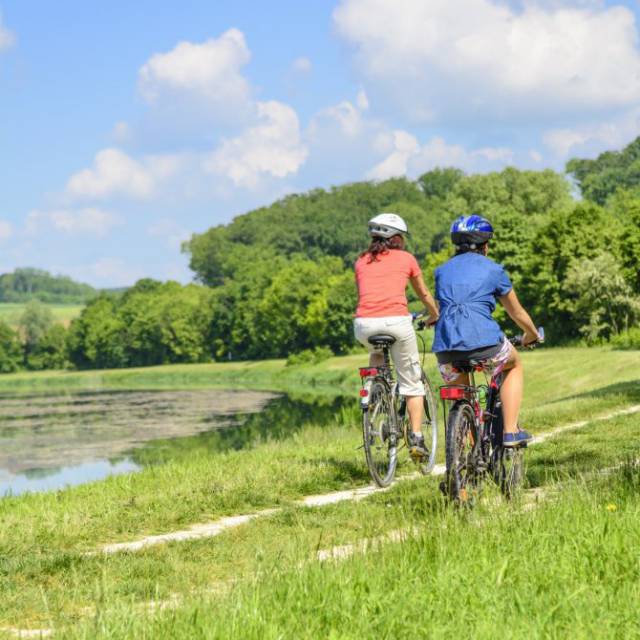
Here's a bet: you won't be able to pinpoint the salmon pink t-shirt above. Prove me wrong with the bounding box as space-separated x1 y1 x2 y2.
355 250 422 318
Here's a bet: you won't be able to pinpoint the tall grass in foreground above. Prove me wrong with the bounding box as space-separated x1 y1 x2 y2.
65 463 640 639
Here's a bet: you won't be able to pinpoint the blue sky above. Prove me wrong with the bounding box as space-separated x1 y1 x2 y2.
1 0 640 287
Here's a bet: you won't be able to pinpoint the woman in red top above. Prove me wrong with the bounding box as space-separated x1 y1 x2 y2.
354 213 439 459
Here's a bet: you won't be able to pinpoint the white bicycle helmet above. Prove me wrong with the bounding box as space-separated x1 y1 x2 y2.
368 213 409 238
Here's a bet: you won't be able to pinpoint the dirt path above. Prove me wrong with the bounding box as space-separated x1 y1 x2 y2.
98 403 640 554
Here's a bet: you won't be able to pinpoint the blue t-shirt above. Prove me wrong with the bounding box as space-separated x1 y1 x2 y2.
432 252 513 353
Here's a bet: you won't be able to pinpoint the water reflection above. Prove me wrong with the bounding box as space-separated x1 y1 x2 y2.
127 393 354 467
0 390 354 497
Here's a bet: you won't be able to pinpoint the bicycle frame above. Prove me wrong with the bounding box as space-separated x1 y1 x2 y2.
439 368 504 464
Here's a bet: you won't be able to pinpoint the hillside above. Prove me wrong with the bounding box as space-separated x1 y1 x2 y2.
0 268 96 304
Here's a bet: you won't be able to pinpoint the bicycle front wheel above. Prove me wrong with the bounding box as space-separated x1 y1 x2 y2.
492 446 525 499
363 378 398 487
445 401 479 504
417 372 438 474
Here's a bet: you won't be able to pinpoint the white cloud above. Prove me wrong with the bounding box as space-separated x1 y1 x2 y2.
112 121 131 144
203 101 308 189
0 13 15 51
147 218 191 250
138 29 251 110
27 208 120 236
543 109 640 159
309 90 371 140
366 130 419 179
368 133 515 179
89 258 144 286
529 150 544 163
0 220 12 240
65 148 183 201
334 0 640 122
292 56 312 74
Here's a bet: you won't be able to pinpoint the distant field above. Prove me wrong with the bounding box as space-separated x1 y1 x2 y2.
0 302 83 327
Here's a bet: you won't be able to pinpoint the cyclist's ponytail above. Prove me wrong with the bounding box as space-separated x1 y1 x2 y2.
361 234 404 262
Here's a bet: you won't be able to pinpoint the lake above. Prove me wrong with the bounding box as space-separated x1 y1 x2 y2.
0 389 351 496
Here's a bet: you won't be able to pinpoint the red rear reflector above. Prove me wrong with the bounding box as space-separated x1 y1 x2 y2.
440 387 466 400
359 389 369 397
359 368 378 377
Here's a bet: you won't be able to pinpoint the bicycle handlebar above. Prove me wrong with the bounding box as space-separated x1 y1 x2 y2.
509 326 545 348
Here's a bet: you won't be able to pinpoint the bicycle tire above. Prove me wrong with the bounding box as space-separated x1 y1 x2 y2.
487 394 526 499
492 446 525 499
362 377 398 487
445 401 479 504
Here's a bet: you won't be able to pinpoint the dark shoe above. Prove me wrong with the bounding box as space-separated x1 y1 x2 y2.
503 430 533 448
409 433 427 461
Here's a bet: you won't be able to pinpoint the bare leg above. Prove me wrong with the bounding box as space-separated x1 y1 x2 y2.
500 350 523 434
406 396 424 433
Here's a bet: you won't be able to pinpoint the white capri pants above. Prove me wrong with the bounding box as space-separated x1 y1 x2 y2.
354 315 425 397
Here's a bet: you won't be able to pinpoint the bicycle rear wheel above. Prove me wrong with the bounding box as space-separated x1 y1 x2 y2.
445 401 479 504
363 378 398 487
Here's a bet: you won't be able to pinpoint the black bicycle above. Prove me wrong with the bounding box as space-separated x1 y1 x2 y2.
359 314 438 487
440 329 544 504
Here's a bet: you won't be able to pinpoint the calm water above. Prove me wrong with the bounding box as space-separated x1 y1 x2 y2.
0 389 351 497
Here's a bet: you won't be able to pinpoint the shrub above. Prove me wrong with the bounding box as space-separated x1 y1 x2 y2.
610 327 640 350
286 346 333 367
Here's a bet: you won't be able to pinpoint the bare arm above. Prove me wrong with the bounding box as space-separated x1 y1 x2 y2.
499 289 540 345
410 274 439 325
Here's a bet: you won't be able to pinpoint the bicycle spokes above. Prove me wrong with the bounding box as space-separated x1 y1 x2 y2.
362 379 398 488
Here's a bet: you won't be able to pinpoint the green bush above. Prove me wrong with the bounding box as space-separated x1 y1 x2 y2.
286 346 333 367
610 327 640 350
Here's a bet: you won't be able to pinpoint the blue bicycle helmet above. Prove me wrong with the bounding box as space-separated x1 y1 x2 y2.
450 214 494 246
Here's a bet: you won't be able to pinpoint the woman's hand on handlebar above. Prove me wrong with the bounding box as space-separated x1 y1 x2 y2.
425 312 439 327
522 328 544 347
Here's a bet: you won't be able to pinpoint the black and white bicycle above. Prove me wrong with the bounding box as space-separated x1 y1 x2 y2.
358 314 438 487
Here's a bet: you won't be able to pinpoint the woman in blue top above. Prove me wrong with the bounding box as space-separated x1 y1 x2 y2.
432 215 542 447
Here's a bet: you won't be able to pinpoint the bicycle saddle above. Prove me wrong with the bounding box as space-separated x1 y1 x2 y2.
367 334 396 347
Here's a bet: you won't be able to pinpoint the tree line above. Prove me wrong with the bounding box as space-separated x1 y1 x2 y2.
1 136 640 372
0 268 96 303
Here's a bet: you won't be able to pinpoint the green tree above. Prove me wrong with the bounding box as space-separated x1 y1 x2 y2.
565 254 640 343
184 178 440 286
417 167 464 200
520 203 624 341
304 271 357 354
567 137 640 205
27 324 69 370
605 189 640 293
0 267 95 303
67 296 127 369
18 300 54 361
0 321 23 373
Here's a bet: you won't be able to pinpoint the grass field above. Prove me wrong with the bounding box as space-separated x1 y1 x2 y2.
0 346 638 637
0 302 83 327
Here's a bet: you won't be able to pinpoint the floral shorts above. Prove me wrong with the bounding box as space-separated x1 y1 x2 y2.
438 339 513 383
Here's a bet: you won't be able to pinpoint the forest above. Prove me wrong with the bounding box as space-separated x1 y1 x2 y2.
2 136 640 371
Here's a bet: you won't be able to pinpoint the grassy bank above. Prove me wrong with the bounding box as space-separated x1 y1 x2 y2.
0 345 637 399
69 461 639 639
4 411 639 637
0 346 638 635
